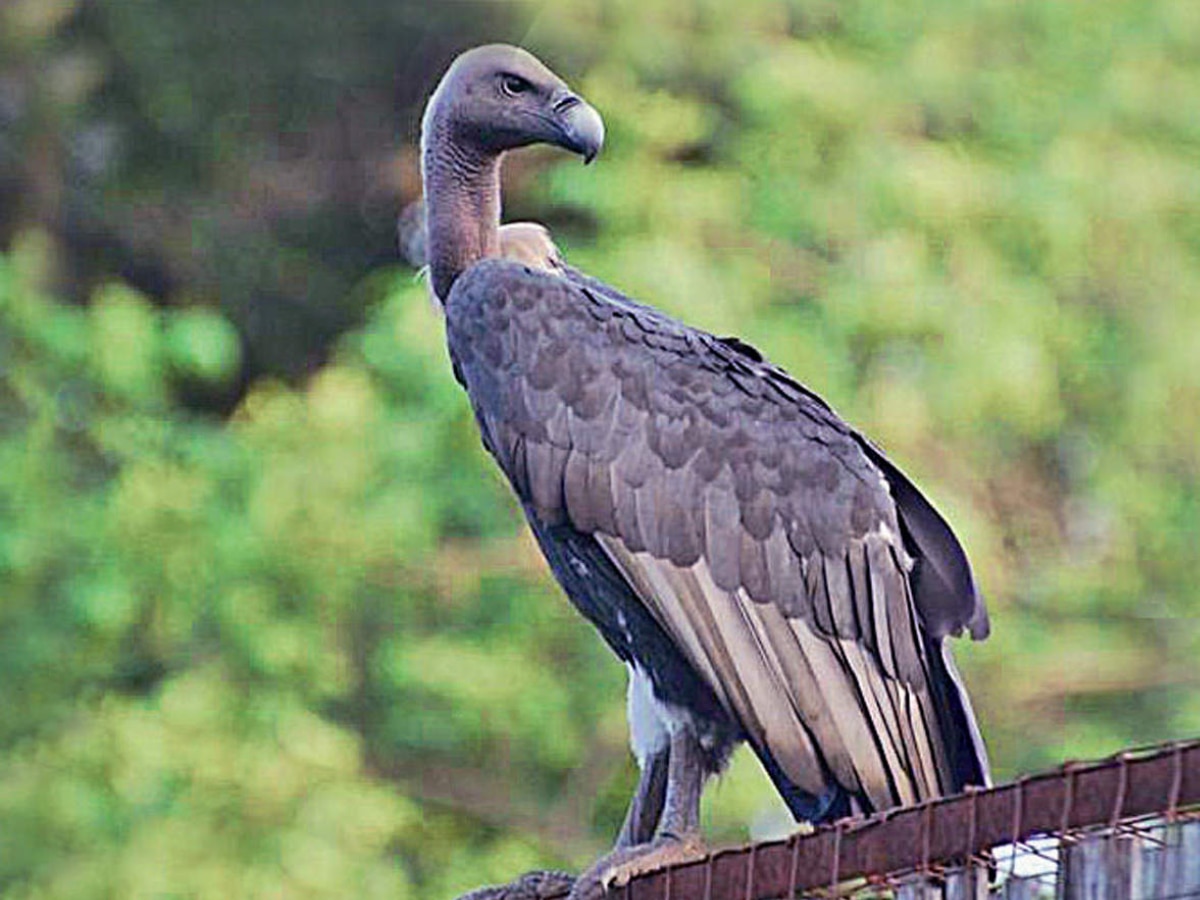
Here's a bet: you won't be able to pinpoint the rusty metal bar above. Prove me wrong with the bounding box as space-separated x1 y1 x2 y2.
618 739 1200 900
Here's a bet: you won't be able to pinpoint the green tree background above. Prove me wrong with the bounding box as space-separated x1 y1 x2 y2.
2 0 1198 896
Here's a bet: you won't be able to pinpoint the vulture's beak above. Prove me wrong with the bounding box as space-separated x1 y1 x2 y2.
550 89 605 164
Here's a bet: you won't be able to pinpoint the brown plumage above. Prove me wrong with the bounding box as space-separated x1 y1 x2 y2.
420 44 990 897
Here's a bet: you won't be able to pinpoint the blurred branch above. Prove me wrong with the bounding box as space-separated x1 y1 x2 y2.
370 756 603 863
453 871 575 900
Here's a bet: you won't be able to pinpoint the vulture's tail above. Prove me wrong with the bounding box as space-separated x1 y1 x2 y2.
758 635 989 827
756 748 858 825
924 633 992 792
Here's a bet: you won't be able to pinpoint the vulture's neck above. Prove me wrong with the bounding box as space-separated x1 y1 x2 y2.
422 125 502 303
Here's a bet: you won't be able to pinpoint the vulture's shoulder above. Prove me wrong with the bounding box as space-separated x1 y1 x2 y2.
445 258 985 643
446 259 854 437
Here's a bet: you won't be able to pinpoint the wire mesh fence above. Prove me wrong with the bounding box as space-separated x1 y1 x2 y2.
882 815 1200 900
611 739 1200 900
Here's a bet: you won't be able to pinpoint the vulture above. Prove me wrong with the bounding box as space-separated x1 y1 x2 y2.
420 44 991 896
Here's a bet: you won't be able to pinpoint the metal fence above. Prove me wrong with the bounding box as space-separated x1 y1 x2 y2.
611 739 1200 900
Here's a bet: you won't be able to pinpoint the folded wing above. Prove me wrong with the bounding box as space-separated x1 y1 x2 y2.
446 259 989 815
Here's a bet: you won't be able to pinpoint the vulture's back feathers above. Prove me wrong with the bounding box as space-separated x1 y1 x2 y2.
446 259 990 818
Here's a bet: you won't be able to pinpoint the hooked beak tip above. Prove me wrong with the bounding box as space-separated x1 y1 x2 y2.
553 91 605 165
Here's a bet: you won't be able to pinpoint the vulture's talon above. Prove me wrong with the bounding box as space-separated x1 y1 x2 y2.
567 835 707 899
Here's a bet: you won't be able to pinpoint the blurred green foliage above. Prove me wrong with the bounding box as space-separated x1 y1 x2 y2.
2 0 1199 896
0 236 628 896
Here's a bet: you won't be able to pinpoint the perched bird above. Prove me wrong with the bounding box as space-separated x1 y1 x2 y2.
420 44 991 896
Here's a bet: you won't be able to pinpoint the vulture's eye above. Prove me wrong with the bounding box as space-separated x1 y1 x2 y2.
499 74 532 97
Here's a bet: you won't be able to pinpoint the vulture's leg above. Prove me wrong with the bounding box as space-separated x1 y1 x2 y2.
447 749 668 900
569 728 711 900
616 742 670 847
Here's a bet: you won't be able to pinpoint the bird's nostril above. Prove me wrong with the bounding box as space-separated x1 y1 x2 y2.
553 94 581 114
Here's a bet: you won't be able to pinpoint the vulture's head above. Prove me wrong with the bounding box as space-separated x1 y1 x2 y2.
422 44 604 164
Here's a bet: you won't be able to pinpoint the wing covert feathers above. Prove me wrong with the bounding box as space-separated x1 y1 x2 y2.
445 260 988 811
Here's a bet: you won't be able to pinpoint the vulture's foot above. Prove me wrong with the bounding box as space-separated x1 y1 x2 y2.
568 834 707 899
453 870 576 900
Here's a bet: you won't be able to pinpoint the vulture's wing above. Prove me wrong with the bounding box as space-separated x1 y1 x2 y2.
445 259 989 814
558 260 989 644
